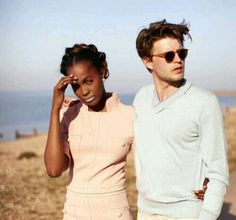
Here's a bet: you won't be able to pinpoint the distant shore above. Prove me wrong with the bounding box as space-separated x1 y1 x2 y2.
0 91 236 142
212 90 236 96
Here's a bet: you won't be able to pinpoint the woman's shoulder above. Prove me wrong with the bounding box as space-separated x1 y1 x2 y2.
117 101 135 119
119 102 134 112
62 97 80 108
60 97 82 120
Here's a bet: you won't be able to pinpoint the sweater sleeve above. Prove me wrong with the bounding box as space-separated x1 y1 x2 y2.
198 94 229 220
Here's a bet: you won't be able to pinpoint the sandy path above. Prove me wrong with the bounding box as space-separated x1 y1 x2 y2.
0 134 67 220
0 133 235 219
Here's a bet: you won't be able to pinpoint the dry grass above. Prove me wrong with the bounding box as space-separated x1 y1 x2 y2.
224 107 236 172
0 107 235 220
0 135 67 220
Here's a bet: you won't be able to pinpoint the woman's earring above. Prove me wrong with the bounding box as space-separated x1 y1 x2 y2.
102 78 106 82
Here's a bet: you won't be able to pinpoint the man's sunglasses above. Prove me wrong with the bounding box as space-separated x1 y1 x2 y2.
151 48 188 63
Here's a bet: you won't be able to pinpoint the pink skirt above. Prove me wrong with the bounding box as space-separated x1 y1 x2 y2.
63 188 133 220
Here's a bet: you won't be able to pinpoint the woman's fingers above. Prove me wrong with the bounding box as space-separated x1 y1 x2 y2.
197 195 204 200
193 178 209 201
194 187 207 200
194 190 205 200
195 190 205 195
63 97 74 107
63 97 80 107
56 75 78 90
203 178 209 190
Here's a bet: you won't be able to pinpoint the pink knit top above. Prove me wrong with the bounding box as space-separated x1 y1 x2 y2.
60 93 134 193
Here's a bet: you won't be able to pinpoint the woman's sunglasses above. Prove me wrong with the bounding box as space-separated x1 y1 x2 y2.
151 48 188 63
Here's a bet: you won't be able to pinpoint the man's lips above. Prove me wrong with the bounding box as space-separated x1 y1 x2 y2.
173 66 183 71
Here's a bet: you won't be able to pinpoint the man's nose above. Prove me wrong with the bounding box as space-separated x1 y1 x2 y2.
175 52 182 62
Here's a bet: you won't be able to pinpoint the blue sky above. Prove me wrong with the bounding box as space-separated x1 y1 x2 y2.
0 0 235 94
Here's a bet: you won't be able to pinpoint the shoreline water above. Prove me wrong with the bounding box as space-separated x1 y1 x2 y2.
0 92 236 142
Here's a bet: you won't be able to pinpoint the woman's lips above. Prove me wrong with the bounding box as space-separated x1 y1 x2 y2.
84 96 95 103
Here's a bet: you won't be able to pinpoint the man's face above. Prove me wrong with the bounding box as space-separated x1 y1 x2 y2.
143 37 186 84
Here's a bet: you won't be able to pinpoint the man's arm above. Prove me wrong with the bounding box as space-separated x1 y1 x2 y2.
198 94 229 220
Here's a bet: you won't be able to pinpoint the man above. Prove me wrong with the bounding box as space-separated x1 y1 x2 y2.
133 19 228 220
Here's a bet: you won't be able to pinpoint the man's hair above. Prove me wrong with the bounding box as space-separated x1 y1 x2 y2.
136 19 192 59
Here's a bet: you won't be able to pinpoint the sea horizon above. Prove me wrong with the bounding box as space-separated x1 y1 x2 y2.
0 90 236 142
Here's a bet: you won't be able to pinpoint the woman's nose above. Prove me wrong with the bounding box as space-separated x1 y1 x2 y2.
82 86 89 96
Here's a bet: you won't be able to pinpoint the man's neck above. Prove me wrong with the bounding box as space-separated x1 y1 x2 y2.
153 76 184 102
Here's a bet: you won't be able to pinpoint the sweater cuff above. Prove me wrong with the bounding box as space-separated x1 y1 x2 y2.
199 209 218 220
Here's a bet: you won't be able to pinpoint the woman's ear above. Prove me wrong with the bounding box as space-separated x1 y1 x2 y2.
100 67 106 79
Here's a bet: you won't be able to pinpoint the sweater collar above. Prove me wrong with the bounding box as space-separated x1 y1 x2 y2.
152 79 192 113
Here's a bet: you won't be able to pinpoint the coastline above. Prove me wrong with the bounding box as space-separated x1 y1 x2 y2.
1 92 236 142
0 106 236 219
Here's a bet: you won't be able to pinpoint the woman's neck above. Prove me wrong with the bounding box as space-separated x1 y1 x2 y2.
88 92 111 112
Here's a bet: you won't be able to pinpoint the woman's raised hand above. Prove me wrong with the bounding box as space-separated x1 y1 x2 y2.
52 74 77 112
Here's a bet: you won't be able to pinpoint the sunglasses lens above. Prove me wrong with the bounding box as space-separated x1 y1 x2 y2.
178 49 188 60
153 48 188 62
165 52 175 62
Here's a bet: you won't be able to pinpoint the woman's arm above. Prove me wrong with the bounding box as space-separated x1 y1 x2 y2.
44 74 77 177
44 108 67 177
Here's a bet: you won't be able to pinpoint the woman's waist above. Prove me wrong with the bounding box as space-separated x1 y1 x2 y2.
64 186 130 210
67 172 126 191
66 184 126 196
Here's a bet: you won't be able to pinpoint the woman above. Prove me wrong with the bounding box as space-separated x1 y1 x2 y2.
44 43 207 220
44 43 134 220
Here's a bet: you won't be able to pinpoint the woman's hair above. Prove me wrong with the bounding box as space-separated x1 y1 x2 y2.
136 19 192 59
60 43 109 79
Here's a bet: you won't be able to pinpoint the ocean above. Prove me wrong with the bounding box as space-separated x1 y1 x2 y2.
0 91 235 141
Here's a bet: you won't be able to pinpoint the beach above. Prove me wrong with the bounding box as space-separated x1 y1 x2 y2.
0 107 236 220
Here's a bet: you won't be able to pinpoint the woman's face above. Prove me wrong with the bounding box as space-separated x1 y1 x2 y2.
66 60 106 108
